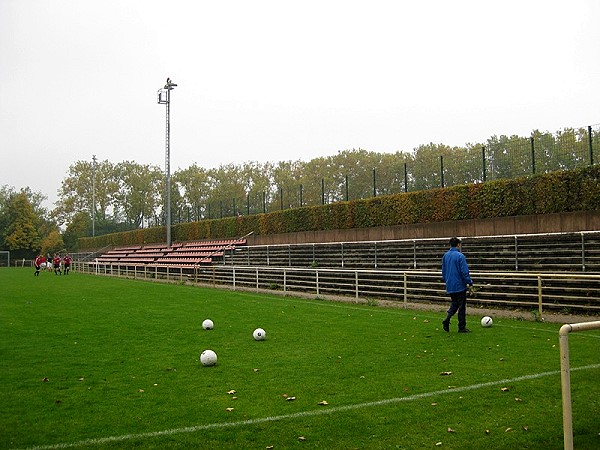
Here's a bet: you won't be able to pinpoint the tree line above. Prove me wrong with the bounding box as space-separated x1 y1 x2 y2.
1 125 597 259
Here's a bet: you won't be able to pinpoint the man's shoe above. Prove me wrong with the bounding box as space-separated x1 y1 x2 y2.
458 328 471 333
442 320 449 332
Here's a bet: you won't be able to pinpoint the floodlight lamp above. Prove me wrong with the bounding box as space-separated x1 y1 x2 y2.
157 89 167 104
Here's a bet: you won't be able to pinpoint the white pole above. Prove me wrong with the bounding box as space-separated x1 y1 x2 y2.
559 320 600 450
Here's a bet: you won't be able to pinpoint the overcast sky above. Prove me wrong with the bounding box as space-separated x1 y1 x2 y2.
2 0 599 210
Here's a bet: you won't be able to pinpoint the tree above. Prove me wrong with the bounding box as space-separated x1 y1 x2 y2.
271 160 304 210
174 164 211 221
2 192 42 258
62 211 91 251
116 162 162 228
40 230 65 257
54 159 120 229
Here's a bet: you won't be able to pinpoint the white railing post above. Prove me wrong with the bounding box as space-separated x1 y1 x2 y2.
537 275 543 319
403 272 408 308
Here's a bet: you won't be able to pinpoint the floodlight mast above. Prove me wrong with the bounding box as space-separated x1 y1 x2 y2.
92 155 97 237
157 78 177 247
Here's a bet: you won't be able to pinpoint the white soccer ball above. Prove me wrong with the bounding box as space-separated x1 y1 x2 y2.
253 328 266 341
202 319 214 330
481 316 493 328
200 349 218 366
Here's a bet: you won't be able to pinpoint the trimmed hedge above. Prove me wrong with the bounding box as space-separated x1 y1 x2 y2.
79 166 600 250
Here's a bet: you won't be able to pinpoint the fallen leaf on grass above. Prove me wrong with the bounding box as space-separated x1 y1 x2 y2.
440 371 453 376
485 429 490 435
431 402 438 406
514 397 522 402
225 407 234 412
227 390 236 395
435 442 442 447
505 427 513 432
42 377 49 382
298 436 306 441
447 428 455 433
286 396 296 401
138 389 144 393
318 400 329 405
501 387 510 392
523 426 529 431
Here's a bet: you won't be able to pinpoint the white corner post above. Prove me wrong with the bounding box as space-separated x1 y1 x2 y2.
559 320 600 450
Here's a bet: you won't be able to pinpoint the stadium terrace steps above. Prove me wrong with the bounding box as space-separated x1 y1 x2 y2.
93 239 245 268
225 232 600 273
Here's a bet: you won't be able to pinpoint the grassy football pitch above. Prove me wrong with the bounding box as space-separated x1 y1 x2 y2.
1 268 599 449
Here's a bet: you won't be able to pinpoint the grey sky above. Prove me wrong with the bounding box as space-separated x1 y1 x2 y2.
1 0 599 210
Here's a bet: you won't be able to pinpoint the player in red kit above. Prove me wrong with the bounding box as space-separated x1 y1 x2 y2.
53 254 62 275
34 255 43 276
63 254 72 275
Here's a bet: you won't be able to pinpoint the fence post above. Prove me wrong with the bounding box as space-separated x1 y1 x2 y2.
372 168 377 197
345 174 349 201
482 146 487 182
531 137 536 174
279 187 283 210
588 125 594 166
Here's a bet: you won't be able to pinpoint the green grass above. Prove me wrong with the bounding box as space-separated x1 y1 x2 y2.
1 268 599 449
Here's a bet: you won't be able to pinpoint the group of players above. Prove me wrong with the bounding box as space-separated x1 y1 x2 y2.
34 254 72 276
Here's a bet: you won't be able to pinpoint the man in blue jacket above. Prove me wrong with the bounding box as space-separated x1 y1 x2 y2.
442 237 474 333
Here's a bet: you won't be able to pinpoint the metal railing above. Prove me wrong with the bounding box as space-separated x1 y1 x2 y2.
73 262 600 317
225 231 600 273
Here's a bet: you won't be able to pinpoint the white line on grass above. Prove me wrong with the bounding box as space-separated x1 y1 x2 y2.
13 363 600 450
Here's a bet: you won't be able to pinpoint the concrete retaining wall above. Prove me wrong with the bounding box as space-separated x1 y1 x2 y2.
248 210 600 246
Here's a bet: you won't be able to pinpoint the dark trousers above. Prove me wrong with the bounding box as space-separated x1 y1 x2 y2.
445 290 467 330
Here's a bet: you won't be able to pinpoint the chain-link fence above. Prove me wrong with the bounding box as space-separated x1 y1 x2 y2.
188 124 600 220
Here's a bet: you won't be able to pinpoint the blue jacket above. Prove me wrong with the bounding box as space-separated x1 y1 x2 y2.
442 247 473 294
